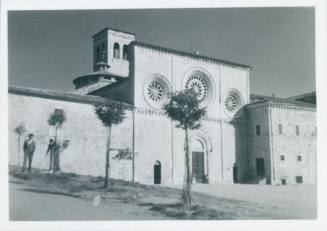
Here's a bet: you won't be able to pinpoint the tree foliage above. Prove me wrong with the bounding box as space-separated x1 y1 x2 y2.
113 148 133 160
14 123 26 136
95 102 126 128
48 110 66 128
163 89 207 130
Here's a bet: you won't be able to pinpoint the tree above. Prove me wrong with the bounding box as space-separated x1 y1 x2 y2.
163 89 206 208
48 109 66 142
14 123 26 166
48 109 66 173
95 102 126 188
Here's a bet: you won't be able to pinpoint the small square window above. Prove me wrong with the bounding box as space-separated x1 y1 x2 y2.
278 124 283 135
280 155 285 161
296 176 303 184
256 125 260 136
297 155 302 162
296 125 300 136
281 179 286 185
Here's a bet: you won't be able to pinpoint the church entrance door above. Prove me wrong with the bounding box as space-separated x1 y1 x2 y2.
192 152 205 183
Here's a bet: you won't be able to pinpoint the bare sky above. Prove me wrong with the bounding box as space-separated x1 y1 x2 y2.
8 7 315 97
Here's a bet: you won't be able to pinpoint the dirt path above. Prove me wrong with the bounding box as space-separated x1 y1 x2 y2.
9 182 159 220
169 184 317 219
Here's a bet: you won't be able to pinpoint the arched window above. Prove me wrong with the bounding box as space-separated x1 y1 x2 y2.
123 45 129 60
96 46 101 63
101 43 107 61
113 43 120 59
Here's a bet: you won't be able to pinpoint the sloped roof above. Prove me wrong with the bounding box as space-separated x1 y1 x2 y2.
130 41 252 69
287 91 316 104
72 70 127 85
9 85 133 108
249 94 316 109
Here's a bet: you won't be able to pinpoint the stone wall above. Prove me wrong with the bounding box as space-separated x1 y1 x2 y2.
246 104 272 183
270 105 316 185
246 102 316 185
9 92 134 181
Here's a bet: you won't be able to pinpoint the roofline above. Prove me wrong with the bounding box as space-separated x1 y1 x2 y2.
92 27 136 39
246 99 316 110
73 72 127 85
287 91 316 100
8 85 133 109
130 41 252 70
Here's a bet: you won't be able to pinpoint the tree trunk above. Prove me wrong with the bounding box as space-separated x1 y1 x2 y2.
17 136 21 166
182 127 192 208
53 126 60 175
104 126 112 188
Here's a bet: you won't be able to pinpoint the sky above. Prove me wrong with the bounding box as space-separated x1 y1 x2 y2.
8 7 315 98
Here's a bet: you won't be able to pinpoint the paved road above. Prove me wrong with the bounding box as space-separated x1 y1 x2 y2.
169 183 317 219
9 183 151 220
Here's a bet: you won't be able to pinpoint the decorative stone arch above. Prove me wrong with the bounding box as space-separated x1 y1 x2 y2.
143 74 172 109
182 67 216 107
188 130 213 183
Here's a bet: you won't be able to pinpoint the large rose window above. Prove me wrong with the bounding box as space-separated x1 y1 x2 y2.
144 75 171 108
147 82 164 102
185 74 209 103
184 71 215 106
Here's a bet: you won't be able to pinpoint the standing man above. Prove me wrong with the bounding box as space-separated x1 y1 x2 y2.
23 133 36 173
46 139 55 171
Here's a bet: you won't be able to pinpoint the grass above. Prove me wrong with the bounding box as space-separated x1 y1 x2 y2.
9 165 285 220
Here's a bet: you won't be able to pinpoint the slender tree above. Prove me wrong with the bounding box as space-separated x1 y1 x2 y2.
163 89 206 208
48 109 66 172
14 123 26 166
95 102 126 188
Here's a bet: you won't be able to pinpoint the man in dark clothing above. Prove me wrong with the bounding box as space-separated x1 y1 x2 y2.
46 139 55 171
23 133 36 172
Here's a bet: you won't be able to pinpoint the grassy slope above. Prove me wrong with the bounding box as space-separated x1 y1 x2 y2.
9 166 287 220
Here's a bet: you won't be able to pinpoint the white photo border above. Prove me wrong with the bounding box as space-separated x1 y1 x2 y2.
0 0 326 231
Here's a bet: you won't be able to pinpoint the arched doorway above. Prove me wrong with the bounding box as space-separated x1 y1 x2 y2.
154 161 161 184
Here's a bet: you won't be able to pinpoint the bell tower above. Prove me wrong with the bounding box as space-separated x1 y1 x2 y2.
92 28 136 77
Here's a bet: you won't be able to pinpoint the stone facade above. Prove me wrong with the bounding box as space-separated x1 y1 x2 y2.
246 101 316 185
8 27 316 185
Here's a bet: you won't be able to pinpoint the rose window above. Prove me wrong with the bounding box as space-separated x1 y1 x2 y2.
144 75 171 108
185 74 208 103
224 90 243 116
225 95 238 112
147 82 164 102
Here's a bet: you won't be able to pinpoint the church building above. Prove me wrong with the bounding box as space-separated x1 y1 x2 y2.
9 28 316 185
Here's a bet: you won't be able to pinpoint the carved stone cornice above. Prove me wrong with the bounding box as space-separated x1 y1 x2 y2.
134 107 248 125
